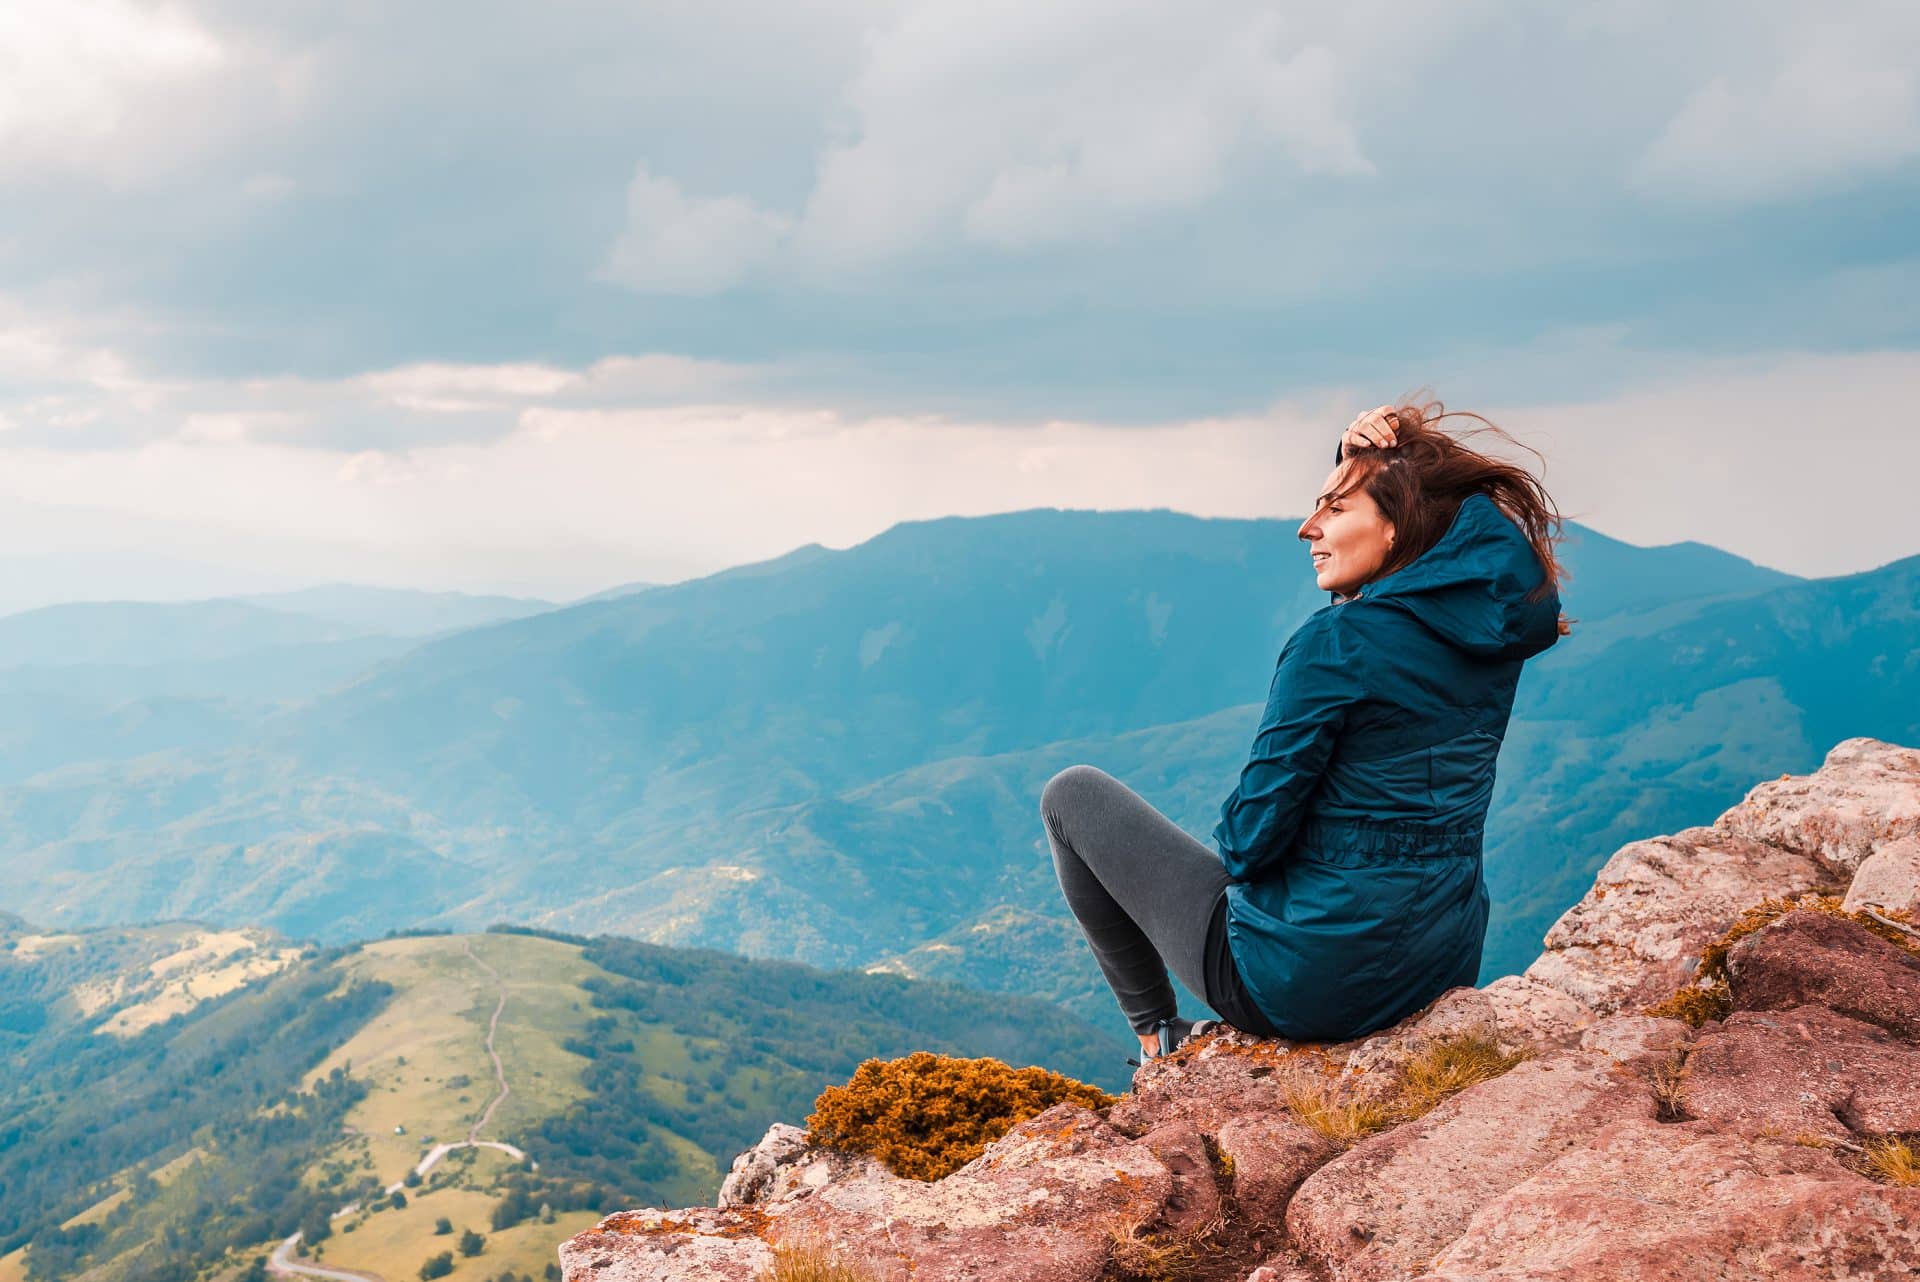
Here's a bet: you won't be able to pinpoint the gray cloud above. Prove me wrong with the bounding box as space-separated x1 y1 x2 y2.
0 1 1910 418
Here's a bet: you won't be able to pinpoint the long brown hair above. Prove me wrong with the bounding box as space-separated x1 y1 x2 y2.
1334 396 1574 635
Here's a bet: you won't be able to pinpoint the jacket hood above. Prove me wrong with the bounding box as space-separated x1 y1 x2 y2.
1355 492 1561 661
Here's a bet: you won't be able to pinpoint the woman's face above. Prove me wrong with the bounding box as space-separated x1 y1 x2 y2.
1298 463 1395 597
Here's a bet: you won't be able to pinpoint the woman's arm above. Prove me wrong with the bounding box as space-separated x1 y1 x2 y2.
1212 616 1366 882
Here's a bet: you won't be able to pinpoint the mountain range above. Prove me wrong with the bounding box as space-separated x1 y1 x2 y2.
0 510 1912 1026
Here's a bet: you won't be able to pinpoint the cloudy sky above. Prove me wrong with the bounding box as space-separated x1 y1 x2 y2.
2 0 1917 611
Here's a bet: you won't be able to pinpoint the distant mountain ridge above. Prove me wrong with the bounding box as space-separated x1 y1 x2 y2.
236 583 557 635
0 508 1905 1030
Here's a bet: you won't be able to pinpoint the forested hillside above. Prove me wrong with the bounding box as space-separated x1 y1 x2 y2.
0 920 1119 1282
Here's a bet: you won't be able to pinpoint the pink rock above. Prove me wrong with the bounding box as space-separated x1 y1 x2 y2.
1244 1260 1321 1282
1716 737 1920 877
1418 1119 1920 1282
1479 974 1594 1052
559 1208 774 1282
1726 908 1920 1040
1285 1050 1647 1282
770 1103 1175 1282
1116 990 1511 1139
1576 1014 1690 1063
1525 827 1824 1014
1843 834 1920 917
1679 1004 1920 1142
1109 1027 1304 1136
1136 1119 1224 1233
1342 987 1500 1086
1213 1111 1335 1225
718 1123 888 1209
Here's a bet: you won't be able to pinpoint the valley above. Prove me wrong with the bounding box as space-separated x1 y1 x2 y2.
0 917 1118 1282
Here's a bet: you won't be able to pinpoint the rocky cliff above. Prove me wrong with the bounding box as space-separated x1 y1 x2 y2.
560 737 1920 1282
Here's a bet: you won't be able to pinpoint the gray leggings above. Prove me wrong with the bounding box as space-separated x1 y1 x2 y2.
1042 763 1244 1036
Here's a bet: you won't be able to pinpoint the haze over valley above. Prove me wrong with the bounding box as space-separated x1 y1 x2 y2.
3 506 1912 1028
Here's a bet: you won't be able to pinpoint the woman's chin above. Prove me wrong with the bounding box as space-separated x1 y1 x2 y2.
1317 571 1356 596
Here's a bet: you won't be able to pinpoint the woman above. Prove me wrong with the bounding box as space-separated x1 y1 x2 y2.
1041 400 1570 1063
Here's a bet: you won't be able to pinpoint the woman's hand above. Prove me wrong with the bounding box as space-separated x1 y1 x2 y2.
1340 405 1400 458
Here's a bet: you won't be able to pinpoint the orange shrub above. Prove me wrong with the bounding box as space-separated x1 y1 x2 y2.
806 1051 1114 1181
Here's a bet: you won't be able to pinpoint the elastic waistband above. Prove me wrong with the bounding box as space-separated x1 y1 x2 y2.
1297 816 1483 860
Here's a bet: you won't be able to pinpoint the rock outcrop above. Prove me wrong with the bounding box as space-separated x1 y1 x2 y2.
561 737 1920 1282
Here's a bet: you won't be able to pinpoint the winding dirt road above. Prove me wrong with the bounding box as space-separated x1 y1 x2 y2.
267 1232 383 1282
463 939 512 1141
268 939 533 1282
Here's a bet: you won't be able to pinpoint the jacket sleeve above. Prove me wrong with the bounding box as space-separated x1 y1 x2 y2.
1213 615 1366 883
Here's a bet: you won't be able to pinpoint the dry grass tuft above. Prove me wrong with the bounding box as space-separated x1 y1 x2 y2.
1649 1049 1689 1122
755 1241 880 1282
1644 980 1732 1028
1281 1074 1396 1145
1393 1034 1531 1121
1201 1133 1235 1179
806 1051 1114 1181
1101 1213 1220 1282
1864 1137 1920 1186
1280 1033 1531 1144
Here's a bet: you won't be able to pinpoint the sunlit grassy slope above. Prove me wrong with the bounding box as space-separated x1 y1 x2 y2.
1 920 1118 1282
304 933 592 1187
316 1149 598 1281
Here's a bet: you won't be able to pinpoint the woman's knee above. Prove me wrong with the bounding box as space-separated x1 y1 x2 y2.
1040 763 1116 821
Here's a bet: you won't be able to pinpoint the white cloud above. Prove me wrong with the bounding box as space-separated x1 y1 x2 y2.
0 0 222 162
0 346 1915 614
808 0 1377 262
600 164 795 294
0 313 767 451
0 0 310 187
956 36 1372 248
1634 7 1920 205
587 1 1920 292
1503 348 1920 577
604 0 1380 285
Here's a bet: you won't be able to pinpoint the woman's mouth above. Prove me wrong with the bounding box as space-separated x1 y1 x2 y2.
1312 552 1331 566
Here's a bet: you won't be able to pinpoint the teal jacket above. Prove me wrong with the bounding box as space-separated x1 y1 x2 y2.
1212 492 1562 1040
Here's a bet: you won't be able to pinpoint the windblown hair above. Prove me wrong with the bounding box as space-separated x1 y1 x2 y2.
1333 396 1574 636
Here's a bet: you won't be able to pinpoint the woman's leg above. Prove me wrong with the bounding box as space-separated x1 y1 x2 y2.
1040 764 1231 1035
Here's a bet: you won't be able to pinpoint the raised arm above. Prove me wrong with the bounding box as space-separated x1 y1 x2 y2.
1212 616 1366 883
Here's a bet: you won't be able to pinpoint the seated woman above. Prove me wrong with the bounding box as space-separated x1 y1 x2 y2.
1041 399 1570 1063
